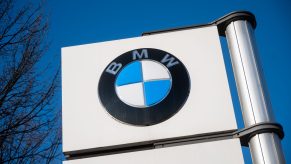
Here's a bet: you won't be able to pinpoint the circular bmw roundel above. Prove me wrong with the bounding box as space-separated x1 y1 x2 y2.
98 48 190 126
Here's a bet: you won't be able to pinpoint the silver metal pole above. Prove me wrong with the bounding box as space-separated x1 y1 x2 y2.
225 20 285 164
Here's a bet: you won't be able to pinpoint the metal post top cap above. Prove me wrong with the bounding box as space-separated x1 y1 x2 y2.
213 11 257 36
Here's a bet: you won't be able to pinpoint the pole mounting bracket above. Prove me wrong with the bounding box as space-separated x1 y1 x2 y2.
233 122 284 147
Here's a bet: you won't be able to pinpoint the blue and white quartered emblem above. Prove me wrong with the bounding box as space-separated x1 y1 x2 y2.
115 60 171 108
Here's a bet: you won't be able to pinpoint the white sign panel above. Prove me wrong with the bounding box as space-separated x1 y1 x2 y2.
64 139 244 164
62 26 237 153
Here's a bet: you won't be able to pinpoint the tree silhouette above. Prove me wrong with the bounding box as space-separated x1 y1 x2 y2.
0 0 61 163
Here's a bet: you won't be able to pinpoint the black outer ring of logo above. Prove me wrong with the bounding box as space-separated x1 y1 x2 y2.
98 48 190 126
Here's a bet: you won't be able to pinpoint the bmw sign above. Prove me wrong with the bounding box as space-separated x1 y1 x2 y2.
60 13 254 164
62 26 238 153
98 48 190 126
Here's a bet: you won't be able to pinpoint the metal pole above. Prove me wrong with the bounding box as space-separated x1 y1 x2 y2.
225 20 285 164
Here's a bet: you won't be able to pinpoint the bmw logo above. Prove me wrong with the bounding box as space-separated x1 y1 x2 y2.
98 48 190 126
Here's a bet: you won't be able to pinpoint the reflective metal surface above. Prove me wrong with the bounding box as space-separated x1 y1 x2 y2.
64 139 244 164
225 20 285 164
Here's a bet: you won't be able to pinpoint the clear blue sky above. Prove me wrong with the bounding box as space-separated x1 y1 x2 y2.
46 0 291 163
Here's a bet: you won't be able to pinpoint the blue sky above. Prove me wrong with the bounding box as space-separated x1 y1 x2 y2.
45 0 291 163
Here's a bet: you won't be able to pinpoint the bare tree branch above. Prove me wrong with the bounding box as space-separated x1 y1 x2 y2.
0 0 61 163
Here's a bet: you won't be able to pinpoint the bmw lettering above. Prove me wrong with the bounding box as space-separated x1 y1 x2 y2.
98 48 190 126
